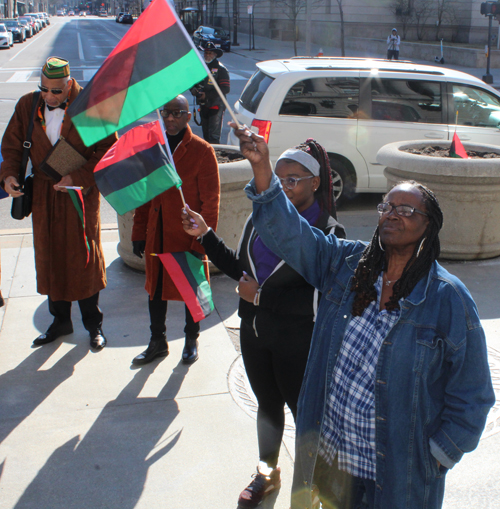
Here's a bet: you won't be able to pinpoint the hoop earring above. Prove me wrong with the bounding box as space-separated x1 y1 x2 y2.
416 237 426 258
378 235 385 252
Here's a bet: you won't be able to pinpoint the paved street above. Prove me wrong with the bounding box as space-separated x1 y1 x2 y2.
0 15 499 509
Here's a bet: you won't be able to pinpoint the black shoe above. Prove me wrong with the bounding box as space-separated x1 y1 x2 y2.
182 338 199 364
132 336 169 365
90 328 107 351
33 320 73 346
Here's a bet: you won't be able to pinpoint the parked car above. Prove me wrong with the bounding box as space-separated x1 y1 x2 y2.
120 13 134 24
192 25 230 52
23 14 42 32
17 18 33 38
79 11 86 17
228 57 500 200
68 10 75 16
3 20 26 42
57 10 65 16
39 12 50 25
19 16 38 34
0 24 14 48
99 10 107 17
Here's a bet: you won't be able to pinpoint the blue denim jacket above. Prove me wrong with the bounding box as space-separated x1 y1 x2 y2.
246 174 494 509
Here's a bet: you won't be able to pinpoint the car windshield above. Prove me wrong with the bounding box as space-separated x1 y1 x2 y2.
201 26 227 37
0 25 7 33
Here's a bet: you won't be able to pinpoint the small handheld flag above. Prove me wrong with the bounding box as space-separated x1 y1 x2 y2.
449 132 469 159
93 120 182 215
154 252 214 323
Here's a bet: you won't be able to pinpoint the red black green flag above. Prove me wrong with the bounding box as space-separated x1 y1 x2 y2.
449 132 469 159
156 252 214 323
93 120 182 215
67 0 208 146
67 188 90 267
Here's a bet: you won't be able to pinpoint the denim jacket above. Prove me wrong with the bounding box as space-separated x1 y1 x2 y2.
246 174 494 509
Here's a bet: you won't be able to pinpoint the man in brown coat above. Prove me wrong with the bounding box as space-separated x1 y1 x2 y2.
131 95 220 365
0 57 117 350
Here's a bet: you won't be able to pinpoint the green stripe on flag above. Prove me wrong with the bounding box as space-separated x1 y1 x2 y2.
104 164 181 215
72 49 207 146
185 252 214 313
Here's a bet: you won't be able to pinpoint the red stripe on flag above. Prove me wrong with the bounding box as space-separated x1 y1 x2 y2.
94 121 164 172
106 0 177 57
157 253 206 322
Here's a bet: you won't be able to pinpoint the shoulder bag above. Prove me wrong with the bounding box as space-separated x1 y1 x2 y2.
11 91 40 220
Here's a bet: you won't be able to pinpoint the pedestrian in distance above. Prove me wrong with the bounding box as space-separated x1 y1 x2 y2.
190 42 230 144
231 124 494 509
387 28 400 60
131 94 220 366
182 139 346 508
0 57 117 350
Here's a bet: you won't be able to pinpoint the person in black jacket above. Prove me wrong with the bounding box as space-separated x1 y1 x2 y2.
182 139 346 509
190 42 230 144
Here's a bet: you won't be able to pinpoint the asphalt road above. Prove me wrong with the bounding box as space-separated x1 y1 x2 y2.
0 15 257 231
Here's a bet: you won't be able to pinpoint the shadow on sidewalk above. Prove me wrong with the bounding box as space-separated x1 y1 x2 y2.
0 343 88 446
13 362 188 509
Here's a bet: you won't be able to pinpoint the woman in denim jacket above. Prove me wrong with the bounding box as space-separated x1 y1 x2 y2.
230 125 495 509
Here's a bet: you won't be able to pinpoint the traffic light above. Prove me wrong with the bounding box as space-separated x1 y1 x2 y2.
481 1 500 16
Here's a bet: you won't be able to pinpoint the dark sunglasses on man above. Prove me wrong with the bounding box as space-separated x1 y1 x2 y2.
38 84 65 95
161 109 188 119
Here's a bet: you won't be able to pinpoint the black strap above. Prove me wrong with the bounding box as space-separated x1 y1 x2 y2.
18 91 40 188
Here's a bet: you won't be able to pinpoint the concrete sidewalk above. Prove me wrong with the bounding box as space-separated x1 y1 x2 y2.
1 202 499 508
231 31 500 86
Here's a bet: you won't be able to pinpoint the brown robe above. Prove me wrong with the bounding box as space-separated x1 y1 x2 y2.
132 125 220 300
0 80 117 302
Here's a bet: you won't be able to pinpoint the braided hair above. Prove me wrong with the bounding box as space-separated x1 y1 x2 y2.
351 180 443 317
294 139 337 218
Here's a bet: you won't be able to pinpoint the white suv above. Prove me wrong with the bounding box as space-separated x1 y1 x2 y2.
228 57 500 199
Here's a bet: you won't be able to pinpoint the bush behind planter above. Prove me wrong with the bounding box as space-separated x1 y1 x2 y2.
377 140 500 260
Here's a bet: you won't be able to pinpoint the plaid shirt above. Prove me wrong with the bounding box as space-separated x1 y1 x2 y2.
319 275 400 480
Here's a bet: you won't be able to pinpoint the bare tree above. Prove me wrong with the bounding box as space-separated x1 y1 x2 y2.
334 0 345 56
435 0 457 41
272 0 307 56
389 0 413 40
413 0 433 40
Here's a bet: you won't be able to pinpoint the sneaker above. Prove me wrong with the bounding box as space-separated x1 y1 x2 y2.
237 466 281 508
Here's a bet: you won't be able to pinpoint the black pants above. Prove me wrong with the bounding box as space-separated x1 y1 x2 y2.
387 49 399 60
240 318 313 468
148 268 200 339
48 292 103 332
200 107 225 144
313 454 376 509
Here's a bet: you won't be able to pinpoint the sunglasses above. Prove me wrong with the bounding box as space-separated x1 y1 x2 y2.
38 84 65 95
377 203 428 218
160 109 188 119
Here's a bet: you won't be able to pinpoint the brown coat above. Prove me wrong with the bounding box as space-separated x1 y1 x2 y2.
132 125 220 300
0 80 117 302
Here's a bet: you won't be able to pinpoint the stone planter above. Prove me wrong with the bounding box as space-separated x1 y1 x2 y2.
117 144 253 271
377 140 500 260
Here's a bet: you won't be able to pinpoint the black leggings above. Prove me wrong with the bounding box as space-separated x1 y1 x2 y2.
240 318 313 468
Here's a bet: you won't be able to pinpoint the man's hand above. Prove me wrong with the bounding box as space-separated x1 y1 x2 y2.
181 205 209 237
4 176 23 198
238 271 260 304
132 240 146 258
54 174 74 193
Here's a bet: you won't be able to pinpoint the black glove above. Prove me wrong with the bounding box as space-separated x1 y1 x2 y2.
132 240 146 258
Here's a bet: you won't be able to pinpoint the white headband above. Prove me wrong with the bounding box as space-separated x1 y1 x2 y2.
276 149 320 176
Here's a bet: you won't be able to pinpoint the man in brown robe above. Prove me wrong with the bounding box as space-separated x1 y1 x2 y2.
131 95 220 365
0 57 117 350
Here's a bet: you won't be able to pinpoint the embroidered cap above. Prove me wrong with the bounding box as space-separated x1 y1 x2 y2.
42 57 70 79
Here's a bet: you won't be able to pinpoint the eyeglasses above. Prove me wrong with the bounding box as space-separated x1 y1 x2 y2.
279 176 314 190
161 109 188 118
377 203 428 218
38 84 65 95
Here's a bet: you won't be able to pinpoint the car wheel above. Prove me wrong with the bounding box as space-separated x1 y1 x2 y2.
328 156 356 203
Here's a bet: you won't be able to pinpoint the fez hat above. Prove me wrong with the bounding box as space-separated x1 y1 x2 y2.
42 57 70 79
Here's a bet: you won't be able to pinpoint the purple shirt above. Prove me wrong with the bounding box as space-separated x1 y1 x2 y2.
253 200 321 284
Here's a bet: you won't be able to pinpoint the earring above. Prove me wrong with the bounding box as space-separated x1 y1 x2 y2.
416 237 426 258
378 235 385 252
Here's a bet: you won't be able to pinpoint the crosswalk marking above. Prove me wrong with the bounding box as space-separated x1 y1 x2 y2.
7 71 32 82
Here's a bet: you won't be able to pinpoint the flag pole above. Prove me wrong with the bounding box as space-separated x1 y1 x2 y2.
156 109 187 209
208 77 242 129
